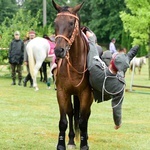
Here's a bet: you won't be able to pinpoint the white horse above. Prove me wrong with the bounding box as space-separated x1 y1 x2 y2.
26 37 56 91
129 56 146 74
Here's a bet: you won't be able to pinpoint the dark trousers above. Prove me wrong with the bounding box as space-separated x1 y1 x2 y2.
10 64 22 80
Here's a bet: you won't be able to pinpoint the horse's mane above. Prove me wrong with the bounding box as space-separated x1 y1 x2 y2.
43 34 51 40
43 34 55 42
60 6 70 12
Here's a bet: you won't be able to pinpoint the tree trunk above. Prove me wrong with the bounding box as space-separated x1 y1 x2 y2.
148 31 150 80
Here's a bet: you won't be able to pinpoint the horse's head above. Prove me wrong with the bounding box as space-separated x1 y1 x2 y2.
52 0 84 58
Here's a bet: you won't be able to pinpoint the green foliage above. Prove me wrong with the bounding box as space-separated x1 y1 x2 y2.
22 0 68 27
120 0 150 79
121 30 133 52
120 0 150 50
82 0 126 43
0 9 40 47
0 0 18 23
0 51 8 64
22 0 43 26
0 9 54 48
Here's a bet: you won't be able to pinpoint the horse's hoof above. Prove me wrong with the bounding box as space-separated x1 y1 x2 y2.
47 86 51 89
67 144 76 149
35 88 39 91
57 145 66 150
80 145 89 150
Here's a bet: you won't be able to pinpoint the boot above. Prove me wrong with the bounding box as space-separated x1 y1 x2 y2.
18 79 22 86
11 79 16 85
23 79 27 87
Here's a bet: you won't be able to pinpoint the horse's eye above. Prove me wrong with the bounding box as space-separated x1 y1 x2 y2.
69 22 74 26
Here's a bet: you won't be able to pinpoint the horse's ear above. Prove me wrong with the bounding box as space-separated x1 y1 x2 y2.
52 0 62 12
72 2 84 14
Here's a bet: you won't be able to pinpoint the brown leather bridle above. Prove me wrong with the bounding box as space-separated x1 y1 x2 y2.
55 12 87 87
55 12 79 47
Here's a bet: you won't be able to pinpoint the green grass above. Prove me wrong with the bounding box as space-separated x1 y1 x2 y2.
0 62 150 150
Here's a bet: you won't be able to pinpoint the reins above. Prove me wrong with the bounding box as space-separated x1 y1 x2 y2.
55 12 87 87
65 52 87 87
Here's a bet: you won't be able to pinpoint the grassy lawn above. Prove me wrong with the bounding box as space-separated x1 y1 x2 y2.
0 62 150 150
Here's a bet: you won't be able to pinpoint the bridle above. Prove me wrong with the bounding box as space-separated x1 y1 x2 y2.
55 12 79 47
55 12 87 87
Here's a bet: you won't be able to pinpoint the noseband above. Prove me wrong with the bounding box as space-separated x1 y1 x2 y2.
55 12 79 47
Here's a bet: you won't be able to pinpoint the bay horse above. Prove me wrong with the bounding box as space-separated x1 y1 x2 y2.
52 0 93 150
26 37 56 91
129 56 146 74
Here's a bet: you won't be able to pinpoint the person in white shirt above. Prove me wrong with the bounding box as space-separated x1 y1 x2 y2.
109 38 117 54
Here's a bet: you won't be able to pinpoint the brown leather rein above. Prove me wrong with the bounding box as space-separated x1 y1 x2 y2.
55 12 87 87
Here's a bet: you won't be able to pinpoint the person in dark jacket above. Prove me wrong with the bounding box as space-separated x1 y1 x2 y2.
86 31 139 130
8 31 24 85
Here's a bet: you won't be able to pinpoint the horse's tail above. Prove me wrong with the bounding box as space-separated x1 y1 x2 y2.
73 95 80 140
27 45 35 80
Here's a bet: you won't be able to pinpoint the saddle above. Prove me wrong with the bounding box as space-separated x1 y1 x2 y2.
46 40 56 57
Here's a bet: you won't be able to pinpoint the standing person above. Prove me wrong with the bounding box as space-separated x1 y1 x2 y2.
8 31 24 85
23 30 36 87
86 30 139 130
109 38 117 54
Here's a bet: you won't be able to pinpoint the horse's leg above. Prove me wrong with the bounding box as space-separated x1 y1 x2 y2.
39 66 43 81
33 62 43 91
57 92 70 150
57 114 67 150
67 96 76 149
139 67 141 75
43 62 47 82
79 91 93 150
47 62 53 89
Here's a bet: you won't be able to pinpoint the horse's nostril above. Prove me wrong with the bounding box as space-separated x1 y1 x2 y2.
60 48 64 52
55 48 64 52
54 48 66 58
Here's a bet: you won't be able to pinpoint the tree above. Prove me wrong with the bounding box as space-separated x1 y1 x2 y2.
86 0 126 45
120 0 150 79
0 0 18 23
22 0 68 28
0 9 53 47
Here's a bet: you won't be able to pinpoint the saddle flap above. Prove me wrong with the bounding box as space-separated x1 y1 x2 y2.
46 40 56 56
